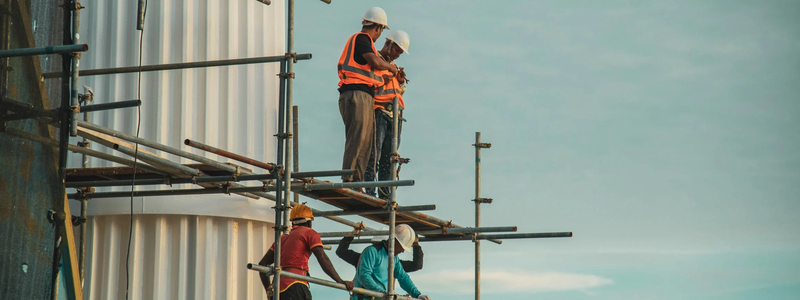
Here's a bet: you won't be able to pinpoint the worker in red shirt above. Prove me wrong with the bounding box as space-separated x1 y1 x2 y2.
258 204 354 299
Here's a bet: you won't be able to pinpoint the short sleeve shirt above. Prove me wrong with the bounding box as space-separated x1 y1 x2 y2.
269 225 323 292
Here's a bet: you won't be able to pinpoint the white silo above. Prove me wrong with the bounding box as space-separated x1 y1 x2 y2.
68 1 285 299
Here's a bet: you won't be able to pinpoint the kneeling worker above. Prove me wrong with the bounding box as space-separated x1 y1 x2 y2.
351 224 430 300
259 204 354 299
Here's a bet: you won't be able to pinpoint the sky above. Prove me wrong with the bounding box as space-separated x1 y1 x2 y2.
285 1 800 299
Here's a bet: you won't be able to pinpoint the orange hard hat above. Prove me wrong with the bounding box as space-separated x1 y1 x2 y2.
290 204 314 224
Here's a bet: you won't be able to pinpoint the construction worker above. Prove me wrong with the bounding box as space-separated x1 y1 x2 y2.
336 226 423 272
338 7 399 186
258 204 354 299
364 30 410 199
350 224 430 300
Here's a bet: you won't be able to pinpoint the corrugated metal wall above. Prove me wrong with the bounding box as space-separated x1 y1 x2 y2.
66 1 286 299
85 214 274 300
0 0 67 298
70 0 285 169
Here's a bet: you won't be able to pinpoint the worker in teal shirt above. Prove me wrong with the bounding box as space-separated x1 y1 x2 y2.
351 225 431 300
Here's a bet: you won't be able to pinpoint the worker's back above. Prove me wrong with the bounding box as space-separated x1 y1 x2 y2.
274 225 323 292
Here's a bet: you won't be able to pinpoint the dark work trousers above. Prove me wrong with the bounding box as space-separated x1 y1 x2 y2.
280 283 312 300
339 90 375 182
365 109 402 199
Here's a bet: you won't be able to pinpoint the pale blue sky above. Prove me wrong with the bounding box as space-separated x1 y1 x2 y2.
288 1 800 299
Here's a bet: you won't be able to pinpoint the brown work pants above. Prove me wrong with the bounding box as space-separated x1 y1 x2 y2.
339 90 375 182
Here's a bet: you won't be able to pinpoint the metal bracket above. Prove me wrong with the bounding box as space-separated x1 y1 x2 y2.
76 140 90 148
473 142 492 149
277 72 295 79
285 52 298 63
274 132 291 138
473 198 493 204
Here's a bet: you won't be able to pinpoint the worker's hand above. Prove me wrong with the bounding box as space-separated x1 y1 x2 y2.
419 295 431 300
397 67 406 81
388 64 399 75
382 73 394 84
413 234 419 247
340 280 354 291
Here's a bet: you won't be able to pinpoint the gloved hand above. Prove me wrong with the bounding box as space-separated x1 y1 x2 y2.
418 295 431 300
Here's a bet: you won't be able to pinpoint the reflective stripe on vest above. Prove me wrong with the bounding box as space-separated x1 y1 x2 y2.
338 32 383 87
374 67 404 109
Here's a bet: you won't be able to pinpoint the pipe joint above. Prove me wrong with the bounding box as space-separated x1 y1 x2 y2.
285 52 298 63
473 142 492 149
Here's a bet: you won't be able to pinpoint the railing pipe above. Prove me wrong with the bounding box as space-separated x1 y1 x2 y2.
246 264 422 300
42 53 312 78
0 43 88 58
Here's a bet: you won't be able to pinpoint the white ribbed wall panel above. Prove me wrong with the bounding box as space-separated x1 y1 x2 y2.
69 0 285 170
70 1 285 299
85 215 274 300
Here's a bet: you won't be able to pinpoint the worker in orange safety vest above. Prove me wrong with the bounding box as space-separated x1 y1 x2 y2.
365 30 410 199
337 7 398 187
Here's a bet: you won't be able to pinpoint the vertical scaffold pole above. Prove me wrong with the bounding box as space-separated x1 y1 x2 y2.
292 105 299 204
473 132 491 300
387 96 400 298
271 46 288 300
283 0 294 234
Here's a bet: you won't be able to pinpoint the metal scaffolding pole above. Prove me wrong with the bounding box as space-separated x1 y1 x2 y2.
313 204 436 217
2 128 167 175
387 96 400 298
318 226 517 238
321 231 573 245
473 132 491 300
292 106 299 204
284 0 296 240
184 139 275 171
41 53 312 78
68 180 415 200
247 264 422 300
64 170 355 188
0 43 88 58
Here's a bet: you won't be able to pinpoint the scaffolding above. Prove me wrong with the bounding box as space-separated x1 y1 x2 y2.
0 1 573 300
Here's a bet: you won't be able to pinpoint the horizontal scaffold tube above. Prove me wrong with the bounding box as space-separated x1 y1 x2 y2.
79 100 141 113
246 264 421 300
68 180 414 200
318 226 518 238
320 231 573 244
0 44 88 58
64 170 356 188
314 204 436 217
184 139 274 171
3 128 167 176
42 53 312 78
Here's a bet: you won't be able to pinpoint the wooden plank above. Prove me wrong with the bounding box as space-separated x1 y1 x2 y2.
60 194 84 300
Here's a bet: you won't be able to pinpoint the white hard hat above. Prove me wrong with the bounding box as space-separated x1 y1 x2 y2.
371 226 389 242
394 224 415 252
363 7 389 29
386 30 410 55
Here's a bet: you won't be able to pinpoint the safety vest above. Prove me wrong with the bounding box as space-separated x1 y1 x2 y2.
338 32 384 87
374 65 405 110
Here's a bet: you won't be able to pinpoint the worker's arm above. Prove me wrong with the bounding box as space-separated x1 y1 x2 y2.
356 246 386 292
336 236 361 268
400 240 423 272
311 246 354 291
394 256 422 298
258 248 275 295
362 52 398 73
